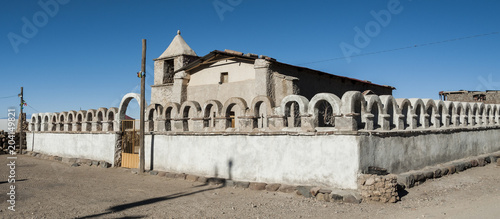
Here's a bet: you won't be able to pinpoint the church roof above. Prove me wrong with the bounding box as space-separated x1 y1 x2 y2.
157 30 197 59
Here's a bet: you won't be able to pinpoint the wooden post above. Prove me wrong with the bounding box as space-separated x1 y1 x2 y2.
139 39 146 173
19 87 24 155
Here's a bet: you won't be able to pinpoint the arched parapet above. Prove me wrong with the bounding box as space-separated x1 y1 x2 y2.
468 102 479 127
250 96 275 130
476 102 485 126
50 113 59 132
364 95 384 130
84 109 97 132
380 95 403 130
408 98 426 129
492 105 499 125
30 113 38 131
106 107 118 131
279 95 309 130
484 104 492 126
445 101 460 127
422 99 438 128
221 97 250 131
434 100 448 128
339 91 367 131
202 100 223 130
308 93 341 129
41 113 52 132
66 110 77 132
93 108 107 131
459 102 471 126
161 102 181 132
396 98 412 130
75 110 87 132
117 93 147 131
179 101 202 131
58 112 68 131
146 104 163 132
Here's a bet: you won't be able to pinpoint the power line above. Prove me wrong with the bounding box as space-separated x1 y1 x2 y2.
298 31 499 65
0 95 17 99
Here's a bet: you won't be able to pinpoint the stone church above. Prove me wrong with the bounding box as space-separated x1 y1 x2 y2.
151 30 395 108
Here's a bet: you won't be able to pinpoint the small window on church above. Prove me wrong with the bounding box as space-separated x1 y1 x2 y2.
220 72 228 84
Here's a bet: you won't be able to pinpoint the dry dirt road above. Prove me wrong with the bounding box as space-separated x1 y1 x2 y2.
0 154 499 218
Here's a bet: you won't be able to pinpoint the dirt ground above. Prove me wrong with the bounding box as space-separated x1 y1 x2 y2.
0 154 499 219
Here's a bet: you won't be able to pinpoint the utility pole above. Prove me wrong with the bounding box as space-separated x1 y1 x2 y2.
19 87 24 155
139 39 146 173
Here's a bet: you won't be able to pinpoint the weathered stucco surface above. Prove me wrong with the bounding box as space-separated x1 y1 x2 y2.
27 133 116 165
359 128 500 174
144 134 361 189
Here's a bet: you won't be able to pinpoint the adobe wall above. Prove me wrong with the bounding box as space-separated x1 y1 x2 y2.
144 134 361 189
26 132 116 165
359 128 500 174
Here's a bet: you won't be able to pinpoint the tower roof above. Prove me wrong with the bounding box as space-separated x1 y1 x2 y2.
158 30 197 59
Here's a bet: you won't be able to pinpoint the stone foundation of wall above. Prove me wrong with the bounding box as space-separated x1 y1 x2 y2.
358 174 399 203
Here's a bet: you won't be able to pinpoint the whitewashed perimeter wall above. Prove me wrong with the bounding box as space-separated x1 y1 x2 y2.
145 135 360 189
27 133 116 165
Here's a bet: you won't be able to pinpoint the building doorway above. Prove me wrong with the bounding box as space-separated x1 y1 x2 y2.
121 119 139 168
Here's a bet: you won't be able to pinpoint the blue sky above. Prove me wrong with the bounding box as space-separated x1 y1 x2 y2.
1 0 499 119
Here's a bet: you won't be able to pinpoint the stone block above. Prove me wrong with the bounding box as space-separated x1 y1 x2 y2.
175 173 186 180
197 176 208 183
278 185 297 193
157 171 166 177
343 194 361 204
310 187 321 196
440 167 449 175
149 171 159 176
483 156 491 164
207 177 225 185
249 182 267 191
235 181 250 189
71 163 80 167
54 156 62 161
265 183 281 192
224 180 235 187
99 161 111 168
165 172 177 178
62 157 77 164
296 186 314 198
91 160 100 166
453 162 466 172
447 165 456 174
470 159 478 167
397 173 415 188
330 193 343 202
489 155 498 163
477 157 486 166
186 175 199 182
423 170 434 179
433 168 442 178
316 193 330 202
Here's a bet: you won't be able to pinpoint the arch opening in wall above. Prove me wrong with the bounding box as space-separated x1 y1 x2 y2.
284 101 301 128
385 103 396 130
225 104 240 128
165 107 173 131
204 104 215 128
97 111 104 131
485 107 491 125
76 114 83 131
314 100 335 127
108 112 115 131
449 105 456 126
370 103 381 130
426 106 435 128
400 103 410 130
37 115 42 131
147 108 155 131
86 112 93 131
59 114 65 131
253 101 269 129
182 106 191 131
52 116 57 131
67 114 73 131
415 106 423 128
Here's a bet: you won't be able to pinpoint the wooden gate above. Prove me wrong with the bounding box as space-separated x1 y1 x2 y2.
121 120 139 168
